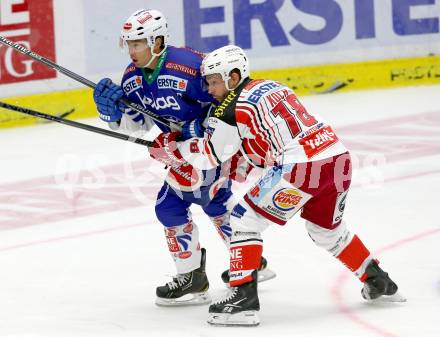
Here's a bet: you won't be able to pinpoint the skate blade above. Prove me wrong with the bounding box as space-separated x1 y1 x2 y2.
372 292 407 303
363 291 407 303
207 311 260 327
156 292 211 307
258 268 276 283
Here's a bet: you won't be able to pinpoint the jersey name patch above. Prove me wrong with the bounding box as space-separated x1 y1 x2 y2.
157 75 188 91
123 76 142 95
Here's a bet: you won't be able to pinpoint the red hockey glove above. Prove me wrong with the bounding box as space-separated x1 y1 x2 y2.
148 132 185 168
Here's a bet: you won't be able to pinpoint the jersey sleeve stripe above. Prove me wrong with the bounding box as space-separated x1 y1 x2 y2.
204 140 221 166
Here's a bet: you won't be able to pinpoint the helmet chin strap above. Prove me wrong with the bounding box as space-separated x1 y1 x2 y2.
223 70 246 91
224 76 233 91
224 76 243 91
143 45 166 68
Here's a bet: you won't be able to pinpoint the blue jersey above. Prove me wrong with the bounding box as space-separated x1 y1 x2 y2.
119 45 228 206
120 46 215 132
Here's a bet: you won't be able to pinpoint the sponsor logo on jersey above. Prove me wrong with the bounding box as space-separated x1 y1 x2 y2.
298 123 324 138
250 185 261 198
190 139 200 153
333 190 348 224
165 62 197 77
124 65 136 76
183 221 194 233
230 247 243 270
166 163 203 192
272 188 302 211
299 125 338 159
137 94 181 111
157 75 188 91
178 251 192 259
183 47 205 59
248 81 281 104
123 75 142 95
213 91 237 118
166 236 180 252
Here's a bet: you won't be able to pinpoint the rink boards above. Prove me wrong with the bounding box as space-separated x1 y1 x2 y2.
1 54 439 129
1 0 439 129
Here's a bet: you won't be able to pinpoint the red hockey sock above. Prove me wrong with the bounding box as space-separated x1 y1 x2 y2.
229 243 262 287
337 235 370 274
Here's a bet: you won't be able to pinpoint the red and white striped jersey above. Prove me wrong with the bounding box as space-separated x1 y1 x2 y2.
178 79 347 170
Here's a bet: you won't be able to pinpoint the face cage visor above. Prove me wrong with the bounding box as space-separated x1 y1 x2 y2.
118 37 150 54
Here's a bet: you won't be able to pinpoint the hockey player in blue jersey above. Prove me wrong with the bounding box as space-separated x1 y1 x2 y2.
92 9 275 306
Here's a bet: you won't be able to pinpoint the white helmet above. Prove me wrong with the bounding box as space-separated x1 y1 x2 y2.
119 9 169 67
201 45 250 90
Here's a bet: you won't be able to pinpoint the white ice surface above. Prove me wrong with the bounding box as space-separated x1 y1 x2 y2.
0 85 439 337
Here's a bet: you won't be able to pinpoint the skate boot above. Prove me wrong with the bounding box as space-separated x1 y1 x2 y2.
208 271 260 326
156 248 210 306
221 255 276 285
361 259 406 302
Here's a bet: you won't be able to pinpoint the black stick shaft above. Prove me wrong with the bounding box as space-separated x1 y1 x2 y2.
0 35 180 131
0 101 153 147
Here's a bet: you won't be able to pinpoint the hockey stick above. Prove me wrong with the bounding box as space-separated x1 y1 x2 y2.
0 101 153 147
0 35 181 131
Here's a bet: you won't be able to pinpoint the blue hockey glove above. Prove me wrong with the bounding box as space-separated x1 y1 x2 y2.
93 78 125 122
181 118 205 140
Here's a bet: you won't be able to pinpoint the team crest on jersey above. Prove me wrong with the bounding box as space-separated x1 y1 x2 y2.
122 75 142 95
157 75 188 91
272 188 302 211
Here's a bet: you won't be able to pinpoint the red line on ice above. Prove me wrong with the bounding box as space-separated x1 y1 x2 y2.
0 222 146 252
331 227 440 337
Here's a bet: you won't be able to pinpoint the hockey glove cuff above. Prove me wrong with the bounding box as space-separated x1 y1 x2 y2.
181 118 205 140
148 132 185 168
93 78 124 123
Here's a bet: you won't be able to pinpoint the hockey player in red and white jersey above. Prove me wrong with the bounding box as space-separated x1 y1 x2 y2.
148 45 404 326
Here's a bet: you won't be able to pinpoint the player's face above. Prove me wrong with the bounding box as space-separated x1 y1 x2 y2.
205 74 229 102
127 39 152 67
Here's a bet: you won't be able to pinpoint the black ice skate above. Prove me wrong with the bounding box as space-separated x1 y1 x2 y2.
208 271 260 326
221 256 276 285
361 259 406 302
155 248 210 306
